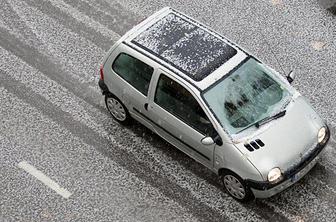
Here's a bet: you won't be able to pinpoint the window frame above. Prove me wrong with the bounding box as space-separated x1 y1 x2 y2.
112 52 154 96
154 73 215 136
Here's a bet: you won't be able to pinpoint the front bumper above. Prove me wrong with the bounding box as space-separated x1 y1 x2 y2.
250 153 320 198
246 126 330 199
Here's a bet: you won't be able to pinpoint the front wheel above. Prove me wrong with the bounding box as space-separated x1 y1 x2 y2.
221 171 254 202
105 94 132 125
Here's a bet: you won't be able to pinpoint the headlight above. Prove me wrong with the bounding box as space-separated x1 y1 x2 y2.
268 168 283 183
318 127 326 143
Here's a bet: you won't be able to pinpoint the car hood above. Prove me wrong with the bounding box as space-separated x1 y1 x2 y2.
234 96 325 180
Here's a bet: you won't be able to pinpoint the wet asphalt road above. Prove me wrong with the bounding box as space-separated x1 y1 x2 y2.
0 0 336 221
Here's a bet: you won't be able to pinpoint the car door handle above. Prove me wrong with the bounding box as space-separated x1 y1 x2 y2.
144 103 148 111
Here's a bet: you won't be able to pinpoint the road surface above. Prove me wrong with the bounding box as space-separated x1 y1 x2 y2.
0 0 335 221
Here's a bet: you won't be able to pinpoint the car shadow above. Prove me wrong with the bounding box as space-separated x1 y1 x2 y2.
128 120 219 185
318 0 336 15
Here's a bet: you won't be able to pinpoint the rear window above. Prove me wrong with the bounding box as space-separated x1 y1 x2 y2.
112 53 154 95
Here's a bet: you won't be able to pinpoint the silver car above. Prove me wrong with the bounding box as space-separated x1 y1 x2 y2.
98 7 330 202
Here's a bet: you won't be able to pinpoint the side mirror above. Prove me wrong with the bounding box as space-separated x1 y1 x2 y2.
286 71 295 83
213 134 223 146
201 137 214 145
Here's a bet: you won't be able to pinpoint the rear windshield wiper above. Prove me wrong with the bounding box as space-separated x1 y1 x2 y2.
255 110 286 128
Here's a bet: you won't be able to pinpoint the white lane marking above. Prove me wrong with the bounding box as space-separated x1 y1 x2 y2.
271 0 283 6
311 41 327 51
18 161 72 199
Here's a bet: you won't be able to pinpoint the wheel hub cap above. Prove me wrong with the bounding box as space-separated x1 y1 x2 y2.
223 175 246 199
107 98 126 121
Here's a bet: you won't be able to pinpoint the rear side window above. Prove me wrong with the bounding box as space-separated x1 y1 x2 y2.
112 53 154 96
154 74 214 135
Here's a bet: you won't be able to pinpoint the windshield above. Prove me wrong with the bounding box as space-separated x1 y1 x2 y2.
203 58 291 135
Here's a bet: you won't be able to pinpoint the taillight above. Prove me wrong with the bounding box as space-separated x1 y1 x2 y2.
100 65 104 80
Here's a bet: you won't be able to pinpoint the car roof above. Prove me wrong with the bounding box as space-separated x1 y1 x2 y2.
123 7 248 91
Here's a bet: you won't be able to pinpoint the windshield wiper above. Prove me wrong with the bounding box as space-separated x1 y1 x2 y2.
255 110 286 128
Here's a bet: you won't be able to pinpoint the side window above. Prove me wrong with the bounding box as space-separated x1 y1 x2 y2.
112 53 154 96
155 74 214 136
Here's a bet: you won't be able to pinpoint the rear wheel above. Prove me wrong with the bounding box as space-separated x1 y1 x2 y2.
105 94 132 125
221 171 254 202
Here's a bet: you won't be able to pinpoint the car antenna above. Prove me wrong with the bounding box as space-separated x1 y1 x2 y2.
259 31 288 76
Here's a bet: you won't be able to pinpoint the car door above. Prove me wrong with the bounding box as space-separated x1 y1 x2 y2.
146 72 216 169
108 47 155 130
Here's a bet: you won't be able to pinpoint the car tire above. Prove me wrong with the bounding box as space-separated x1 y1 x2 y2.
105 94 132 125
221 170 255 202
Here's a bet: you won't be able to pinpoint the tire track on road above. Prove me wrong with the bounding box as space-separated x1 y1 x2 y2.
7 0 107 83
0 88 200 222
91 0 144 21
0 26 103 114
22 0 112 49
263 179 336 222
0 38 294 220
64 0 139 35
310 161 336 194
0 46 268 221
0 0 35 44
0 41 313 221
0 71 231 222
46 0 120 40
